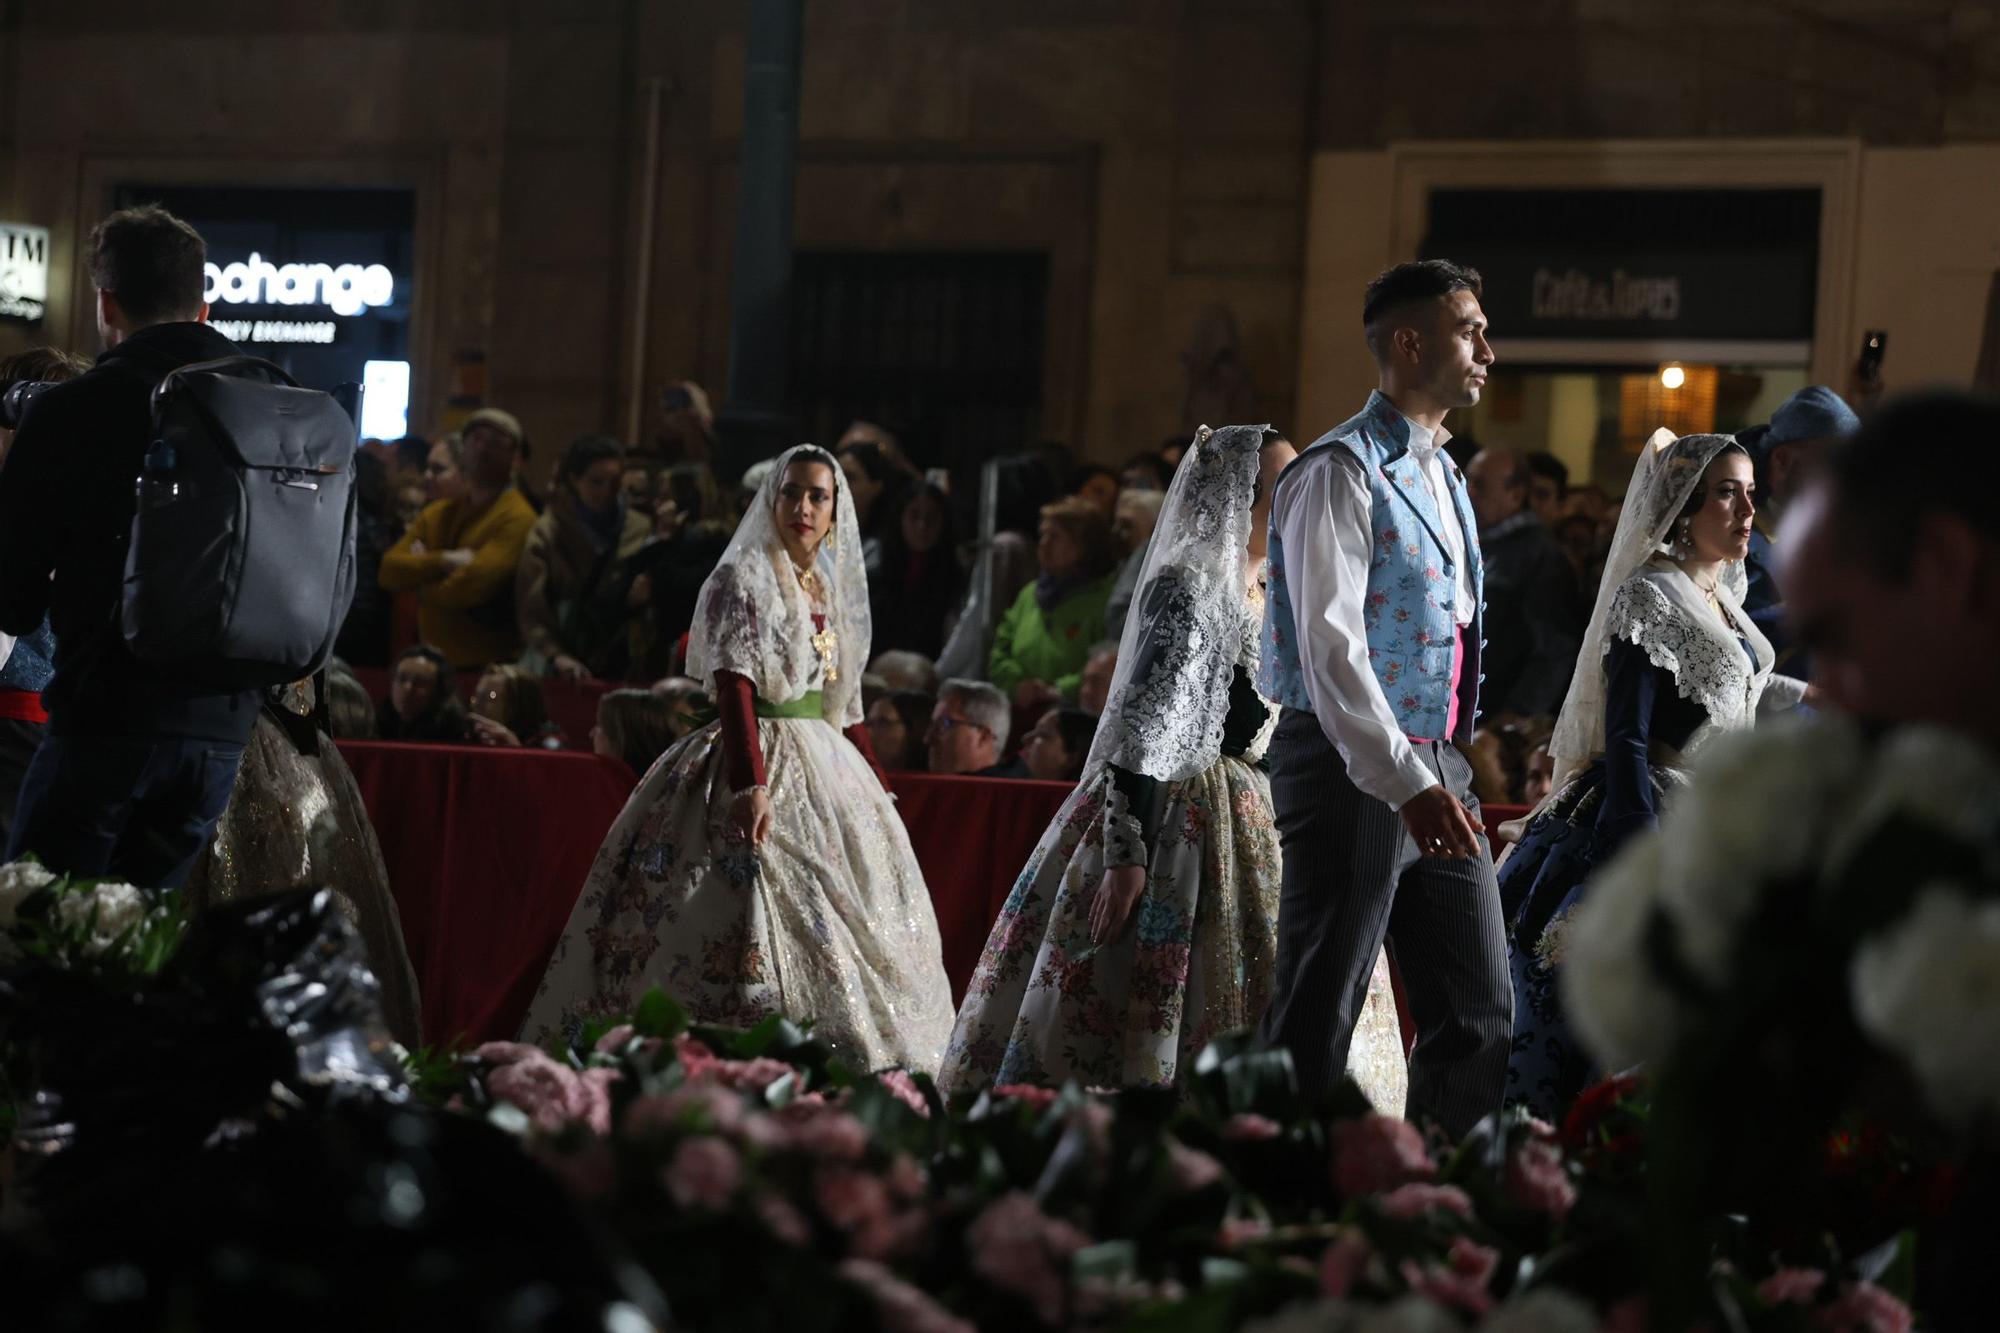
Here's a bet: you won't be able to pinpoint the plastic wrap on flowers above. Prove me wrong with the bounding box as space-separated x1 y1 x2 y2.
2 886 408 1219
5 1098 671 1331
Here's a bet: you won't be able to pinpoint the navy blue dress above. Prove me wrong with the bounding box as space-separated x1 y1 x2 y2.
1496 634 1753 1120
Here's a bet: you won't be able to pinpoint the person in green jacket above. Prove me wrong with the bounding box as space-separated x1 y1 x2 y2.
989 494 1120 713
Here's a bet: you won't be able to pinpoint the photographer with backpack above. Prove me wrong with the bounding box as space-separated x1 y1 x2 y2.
0 206 357 888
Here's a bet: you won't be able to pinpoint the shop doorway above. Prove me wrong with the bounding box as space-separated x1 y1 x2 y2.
1425 185 1821 490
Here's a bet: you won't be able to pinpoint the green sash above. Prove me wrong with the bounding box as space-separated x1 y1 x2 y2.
754 691 824 720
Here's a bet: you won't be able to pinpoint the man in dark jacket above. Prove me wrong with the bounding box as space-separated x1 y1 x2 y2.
0 205 259 886
1738 384 1860 677
1465 446 1584 721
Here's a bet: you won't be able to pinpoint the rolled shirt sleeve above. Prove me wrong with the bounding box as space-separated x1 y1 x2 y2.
1273 450 1438 810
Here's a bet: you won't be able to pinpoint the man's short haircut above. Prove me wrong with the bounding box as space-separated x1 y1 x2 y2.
1361 259 1483 360
1526 451 1569 499
88 206 207 325
1824 390 2000 581
939 677 1010 752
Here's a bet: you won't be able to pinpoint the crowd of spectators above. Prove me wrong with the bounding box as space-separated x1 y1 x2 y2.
335 390 1633 800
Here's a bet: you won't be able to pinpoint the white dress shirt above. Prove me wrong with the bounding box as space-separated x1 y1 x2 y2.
1272 416 1475 810
0 631 13 675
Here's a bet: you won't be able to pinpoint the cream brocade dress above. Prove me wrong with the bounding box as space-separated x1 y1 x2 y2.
183 696 424 1050
520 634 956 1074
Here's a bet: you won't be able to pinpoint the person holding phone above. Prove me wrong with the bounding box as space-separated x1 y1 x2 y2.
1734 384 1861 675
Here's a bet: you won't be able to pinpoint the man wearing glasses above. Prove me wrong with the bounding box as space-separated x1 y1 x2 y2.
926 678 1028 777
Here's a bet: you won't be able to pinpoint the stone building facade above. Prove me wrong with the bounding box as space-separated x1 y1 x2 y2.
0 0 1993 481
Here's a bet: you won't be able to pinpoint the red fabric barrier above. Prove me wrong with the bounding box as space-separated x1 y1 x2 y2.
338 740 638 1046
350 666 616 746
888 772 1074 1002
1485 803 1529 843
340 738 1535 1049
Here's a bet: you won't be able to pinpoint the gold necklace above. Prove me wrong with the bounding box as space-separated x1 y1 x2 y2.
1679 563 1724 617
795 563 839 682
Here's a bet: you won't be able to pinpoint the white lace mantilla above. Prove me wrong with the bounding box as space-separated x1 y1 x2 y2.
687 444 869 727
1550 431 1745 790
1604 565 1778 764
1087 424 1271 784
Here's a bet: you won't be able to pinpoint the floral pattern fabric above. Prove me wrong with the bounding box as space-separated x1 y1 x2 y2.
521 716 956 1075
939 754 1406 1113
1260 391 1482 742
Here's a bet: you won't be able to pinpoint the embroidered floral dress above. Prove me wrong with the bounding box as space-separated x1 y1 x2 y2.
521 447 956 1074
939 425 1405 1107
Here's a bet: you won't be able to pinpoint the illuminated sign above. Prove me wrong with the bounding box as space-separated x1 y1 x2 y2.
361 360 411 439
203 252 394 317
209 319 337 344
0 222 49 322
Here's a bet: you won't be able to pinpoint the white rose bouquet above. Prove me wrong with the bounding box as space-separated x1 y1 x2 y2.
1557 714 2000 1320
0 857 187 975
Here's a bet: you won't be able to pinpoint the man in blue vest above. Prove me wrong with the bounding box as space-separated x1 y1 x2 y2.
1257 259 1511 1136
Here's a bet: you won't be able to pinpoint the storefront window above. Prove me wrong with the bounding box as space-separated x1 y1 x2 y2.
1457 362 1809 490
113 183 415 433
1424 186 1820 492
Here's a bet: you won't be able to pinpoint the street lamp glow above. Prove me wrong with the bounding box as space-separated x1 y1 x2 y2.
1660 364 1686 390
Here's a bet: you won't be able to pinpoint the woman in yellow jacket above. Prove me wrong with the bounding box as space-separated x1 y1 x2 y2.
379 408 537 669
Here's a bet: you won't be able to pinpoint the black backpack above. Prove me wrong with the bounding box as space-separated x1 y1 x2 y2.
122 356 360 689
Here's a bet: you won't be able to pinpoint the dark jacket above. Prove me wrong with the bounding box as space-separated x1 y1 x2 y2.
1477 510 1584 720
0 322 260 742
1741 526 1807 677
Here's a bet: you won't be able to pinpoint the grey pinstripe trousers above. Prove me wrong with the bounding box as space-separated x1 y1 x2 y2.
1256 709 1513 1138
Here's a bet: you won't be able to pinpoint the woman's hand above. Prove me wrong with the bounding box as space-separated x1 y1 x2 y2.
469 714 522 748
440 547 475 571
727 787 774 847
1088 864 1147 947
551 653 589 681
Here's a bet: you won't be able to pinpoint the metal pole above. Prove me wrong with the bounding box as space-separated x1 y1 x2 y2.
625 75 664 448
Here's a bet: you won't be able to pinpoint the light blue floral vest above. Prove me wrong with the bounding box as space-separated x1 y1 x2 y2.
1259 391 1485 743
0 619 54 695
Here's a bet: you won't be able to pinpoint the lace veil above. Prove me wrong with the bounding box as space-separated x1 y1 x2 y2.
1546 430 1750 790
1082 423 1268 783
686 443 870 728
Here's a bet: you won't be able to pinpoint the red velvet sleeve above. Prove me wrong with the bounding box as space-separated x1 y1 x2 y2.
842 721 891 791
714 671 767 789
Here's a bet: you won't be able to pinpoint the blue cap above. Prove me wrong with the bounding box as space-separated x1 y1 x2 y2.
1766 385 1860 449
